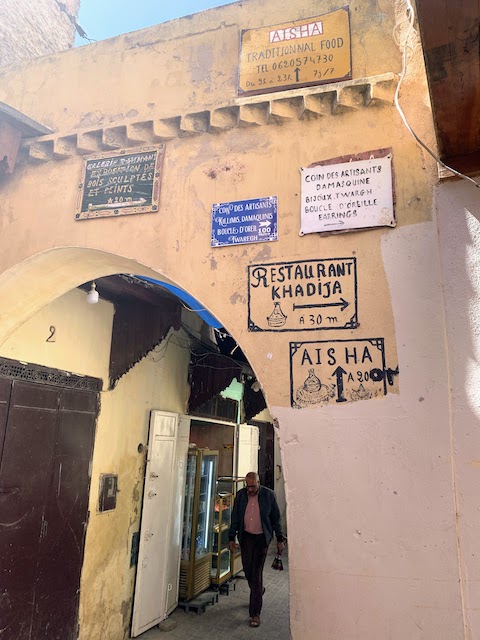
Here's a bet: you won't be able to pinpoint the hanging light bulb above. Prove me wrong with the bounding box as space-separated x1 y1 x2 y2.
87 281 99 304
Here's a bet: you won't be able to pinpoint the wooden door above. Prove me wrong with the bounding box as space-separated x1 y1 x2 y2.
237 424 259 477
0 379 98 640
32 388 98 639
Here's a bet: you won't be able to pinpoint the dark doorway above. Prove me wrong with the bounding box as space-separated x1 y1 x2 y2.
0 368 100 640
254 421 275 490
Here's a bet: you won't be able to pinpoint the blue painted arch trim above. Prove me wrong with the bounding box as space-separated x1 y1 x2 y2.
135 276 223 329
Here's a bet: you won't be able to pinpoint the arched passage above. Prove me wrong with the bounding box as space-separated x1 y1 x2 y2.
0 246 289 640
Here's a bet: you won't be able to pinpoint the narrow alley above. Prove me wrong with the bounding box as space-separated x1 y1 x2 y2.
142 548 291 640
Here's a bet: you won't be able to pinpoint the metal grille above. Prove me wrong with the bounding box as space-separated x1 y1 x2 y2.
193 557 211 597
0 357 102 392
179 567 188 598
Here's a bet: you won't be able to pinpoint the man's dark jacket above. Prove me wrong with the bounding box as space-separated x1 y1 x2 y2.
228 485 284 546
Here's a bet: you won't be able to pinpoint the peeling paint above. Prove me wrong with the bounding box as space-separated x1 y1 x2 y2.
252 245 272 262
78 111 105 128
230 292 245 305
204 162 245 184
132 479 141 503
120 598 132 635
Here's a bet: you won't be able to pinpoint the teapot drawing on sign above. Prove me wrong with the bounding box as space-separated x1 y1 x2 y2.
295 369 336 407
267 302 287 328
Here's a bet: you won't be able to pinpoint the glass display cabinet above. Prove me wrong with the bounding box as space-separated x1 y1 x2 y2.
216 477 246 577
217 476 246 496
211 493 233 587
179 449 218 600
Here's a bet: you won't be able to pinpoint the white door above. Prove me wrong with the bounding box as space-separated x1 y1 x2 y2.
250 425 259 472
165 415 190 616
237 424 259 477
131 411 188 637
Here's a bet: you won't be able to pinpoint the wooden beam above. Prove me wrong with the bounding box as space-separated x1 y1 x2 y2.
439 150 480 178
416 0 480 158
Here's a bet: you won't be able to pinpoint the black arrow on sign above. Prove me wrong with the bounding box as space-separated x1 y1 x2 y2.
294 68 300 82
292 298 350 312
332 366 347 403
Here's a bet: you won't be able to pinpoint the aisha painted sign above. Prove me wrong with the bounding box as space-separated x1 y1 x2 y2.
239 8 351 95
290 338 399 408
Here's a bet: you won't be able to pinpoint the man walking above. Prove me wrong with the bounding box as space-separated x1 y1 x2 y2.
228 472 285 628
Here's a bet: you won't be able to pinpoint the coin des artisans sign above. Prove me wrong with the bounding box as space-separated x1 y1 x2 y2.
75 145 165 220
239 7 351 95
290 338 399 408
300 149 395 235
248 257 357 332
211 197 278 247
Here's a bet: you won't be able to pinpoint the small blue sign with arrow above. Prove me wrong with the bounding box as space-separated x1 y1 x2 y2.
212 196 278 247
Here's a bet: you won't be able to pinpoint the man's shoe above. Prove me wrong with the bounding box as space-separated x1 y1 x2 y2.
250 616 260 627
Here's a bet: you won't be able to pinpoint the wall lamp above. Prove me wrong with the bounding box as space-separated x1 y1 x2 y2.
86 281 99 304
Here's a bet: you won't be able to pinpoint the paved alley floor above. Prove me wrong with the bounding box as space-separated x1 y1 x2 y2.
141 548 291 640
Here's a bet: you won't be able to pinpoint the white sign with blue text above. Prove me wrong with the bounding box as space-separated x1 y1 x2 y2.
211 196 278 247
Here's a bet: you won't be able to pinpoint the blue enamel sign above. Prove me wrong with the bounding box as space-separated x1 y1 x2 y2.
211 196 278 247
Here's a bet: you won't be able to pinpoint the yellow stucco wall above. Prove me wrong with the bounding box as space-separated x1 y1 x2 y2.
79 333 190 639
0 287 191 638
0 1 469 638
0 287 113 379
0 0 400 133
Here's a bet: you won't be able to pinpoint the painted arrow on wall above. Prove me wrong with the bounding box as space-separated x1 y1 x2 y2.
292 298 350 312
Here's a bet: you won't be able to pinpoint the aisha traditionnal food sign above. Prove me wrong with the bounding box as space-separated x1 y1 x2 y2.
239 7 352 95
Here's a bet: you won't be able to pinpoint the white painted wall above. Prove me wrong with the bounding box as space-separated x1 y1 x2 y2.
437 179 480 640
272 219 463 639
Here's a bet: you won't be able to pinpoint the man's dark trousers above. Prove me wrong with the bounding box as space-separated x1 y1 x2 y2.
241 531 269 618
